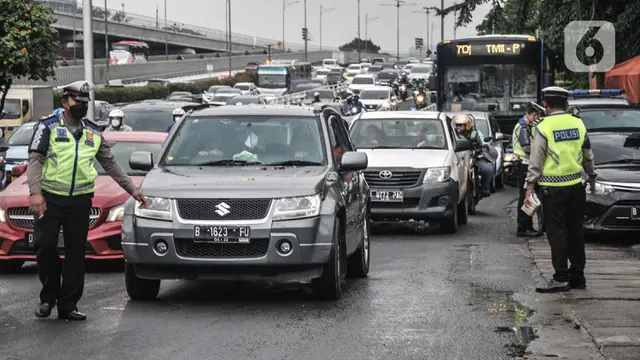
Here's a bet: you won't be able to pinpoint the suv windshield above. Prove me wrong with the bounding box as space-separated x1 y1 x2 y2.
122 107 176 132
351 118 448 149
213 94 235 102
347 65 361 70
590 134 640 165
234 84 251 91
412 66 432 73
579 109 640 131
351 77 374 85
164 116 327 166
8 123 36 145
378 72 397 81
360 90 389 100
95 141 163 175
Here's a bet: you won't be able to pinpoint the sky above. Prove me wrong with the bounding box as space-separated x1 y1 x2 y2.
113 0 492 53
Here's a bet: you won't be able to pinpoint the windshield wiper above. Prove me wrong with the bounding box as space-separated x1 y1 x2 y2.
597 159 640 165
265 160 323 166
194 159 263 166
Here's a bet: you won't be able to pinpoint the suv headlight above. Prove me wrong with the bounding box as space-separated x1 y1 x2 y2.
134 196 172 221
273 194 321 221
0 208 5 223
424 167 451 183
589 181 615 196
106 204 125 222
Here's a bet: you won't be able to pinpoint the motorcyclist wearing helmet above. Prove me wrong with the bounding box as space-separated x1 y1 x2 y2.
454 114 494 197
311 91 322 104
166 108 186 132
347 94 364 115
399 71 410 85
105 109 132 132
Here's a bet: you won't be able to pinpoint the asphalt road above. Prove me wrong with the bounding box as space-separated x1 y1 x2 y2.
0 186 535 360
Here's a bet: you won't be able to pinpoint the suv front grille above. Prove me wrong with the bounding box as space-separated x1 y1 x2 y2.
8 207 101 229
364 170 422 187
176 199 272 221
174 238 270 258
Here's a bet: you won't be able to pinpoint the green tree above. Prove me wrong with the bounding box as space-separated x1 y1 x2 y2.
338 38 381 53
92 6 111 20
0 1 59 116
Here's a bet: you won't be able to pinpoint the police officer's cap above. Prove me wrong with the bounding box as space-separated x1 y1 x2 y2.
62 81 95 102
542 86 571 100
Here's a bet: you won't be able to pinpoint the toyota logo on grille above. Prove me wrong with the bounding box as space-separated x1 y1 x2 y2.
379 170 393 179
214 202 231 217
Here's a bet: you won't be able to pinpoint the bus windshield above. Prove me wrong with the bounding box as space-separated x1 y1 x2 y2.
110 41 150 64
257 67 288 89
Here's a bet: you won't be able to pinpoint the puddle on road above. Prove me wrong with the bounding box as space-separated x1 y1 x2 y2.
466 283 537 358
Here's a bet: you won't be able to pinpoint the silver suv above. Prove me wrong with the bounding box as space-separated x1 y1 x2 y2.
122 105 371 300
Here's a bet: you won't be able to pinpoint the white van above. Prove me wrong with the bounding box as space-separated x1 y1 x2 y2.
322 58 339 68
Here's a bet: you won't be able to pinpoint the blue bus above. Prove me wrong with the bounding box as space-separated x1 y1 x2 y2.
431 35 555 134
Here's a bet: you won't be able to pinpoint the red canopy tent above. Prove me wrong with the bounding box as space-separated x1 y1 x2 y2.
604 55 640 104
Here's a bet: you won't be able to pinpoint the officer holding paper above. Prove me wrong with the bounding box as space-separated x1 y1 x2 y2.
524 86 597 293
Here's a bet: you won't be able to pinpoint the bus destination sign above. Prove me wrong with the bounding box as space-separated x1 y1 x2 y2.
456 42 525 56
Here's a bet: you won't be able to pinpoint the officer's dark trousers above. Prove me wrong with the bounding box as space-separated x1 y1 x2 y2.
516 163 533 231
35 191 93 313
540 183 586 283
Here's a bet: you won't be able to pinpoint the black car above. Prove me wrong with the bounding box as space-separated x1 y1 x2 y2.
584 130 640 236
119 101 200 132
579 107 640 131
122 105 370 300
225 95 269 105
377 69 399 85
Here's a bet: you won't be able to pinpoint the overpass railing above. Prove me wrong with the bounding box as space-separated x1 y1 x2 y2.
265 83 349 105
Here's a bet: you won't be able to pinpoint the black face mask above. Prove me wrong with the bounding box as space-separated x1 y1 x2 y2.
68 103 88 119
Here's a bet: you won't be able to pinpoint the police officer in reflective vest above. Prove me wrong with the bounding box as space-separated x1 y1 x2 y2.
513 106 541 237
27 81 147 320
525 86 597 293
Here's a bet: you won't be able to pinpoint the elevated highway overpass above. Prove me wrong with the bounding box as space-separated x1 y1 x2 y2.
13 51 381 87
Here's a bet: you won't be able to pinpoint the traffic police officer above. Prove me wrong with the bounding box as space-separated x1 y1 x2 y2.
27 81 147 320
525 86 596 293
513 106 541 237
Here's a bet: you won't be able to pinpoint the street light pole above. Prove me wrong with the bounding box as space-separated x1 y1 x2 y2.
82 0 95 120
228 0 232 76
440 0 444 42
453 2 457 39
320 5 334 51
413 7 430 55
72 0 77 64
357 0 361 62
381 1 416 60
365 14 379 52
282 0 299 53
164 0 168 60
303 0 307 63
104 0 109 69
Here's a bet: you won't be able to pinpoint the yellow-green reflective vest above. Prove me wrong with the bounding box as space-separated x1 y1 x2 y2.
512 122 531 161
42 118 102 196
535 113 586 187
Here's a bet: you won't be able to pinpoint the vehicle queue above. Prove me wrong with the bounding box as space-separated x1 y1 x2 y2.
0 35 638 319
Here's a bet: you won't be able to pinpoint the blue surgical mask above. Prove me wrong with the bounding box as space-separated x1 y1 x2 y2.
426 134 436 142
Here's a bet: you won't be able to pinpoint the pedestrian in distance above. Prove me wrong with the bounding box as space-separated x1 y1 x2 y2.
513 106 541 237
524 86 597 293
27 81 147 321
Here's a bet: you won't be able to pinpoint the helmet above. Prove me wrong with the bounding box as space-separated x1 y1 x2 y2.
454 114 472 132
313 91 320 98
108 109 124 119
172 107 186 122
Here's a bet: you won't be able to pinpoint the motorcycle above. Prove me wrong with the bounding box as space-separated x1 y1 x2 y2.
502 143 518 187
467 148 494 214
398 83 409 101
413 88 427 110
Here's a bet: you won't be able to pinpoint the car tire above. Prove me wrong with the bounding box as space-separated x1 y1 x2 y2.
495 171 504 189
347 213 371 278
468 182 477 215
125 262 160 301
457 193 469 225
312 219 345 300
0 260 24 273
440 203 459 234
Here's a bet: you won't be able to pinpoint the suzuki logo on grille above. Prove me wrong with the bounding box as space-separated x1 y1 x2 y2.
379 170 393 179
214 202 231 216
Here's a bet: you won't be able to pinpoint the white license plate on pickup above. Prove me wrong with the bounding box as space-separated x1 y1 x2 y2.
371 190 403 202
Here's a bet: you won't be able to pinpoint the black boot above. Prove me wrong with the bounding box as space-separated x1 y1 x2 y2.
517 229 539 237
535 279 570 293
35 302 54 318
58 309 87 321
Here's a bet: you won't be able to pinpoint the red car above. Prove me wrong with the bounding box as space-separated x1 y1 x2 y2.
245 62 259 72
0 131 167 271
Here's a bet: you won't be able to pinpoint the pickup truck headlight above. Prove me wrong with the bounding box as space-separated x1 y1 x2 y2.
588 181 615 196
424 167 451 183
106 204 125 222
134 196 172 221
273 194 321 221
0 208 5 223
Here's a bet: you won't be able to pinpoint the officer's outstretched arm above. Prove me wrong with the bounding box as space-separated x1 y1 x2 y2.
95 141 136 194
26 121 52 195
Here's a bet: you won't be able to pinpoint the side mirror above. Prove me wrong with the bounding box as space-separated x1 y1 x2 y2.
11 164 27 178
339 151 368 171
22 100 30 116
129 151 154 171
455 138 472 152
494 132 504 141
428 75 436 91
483 136 493 142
